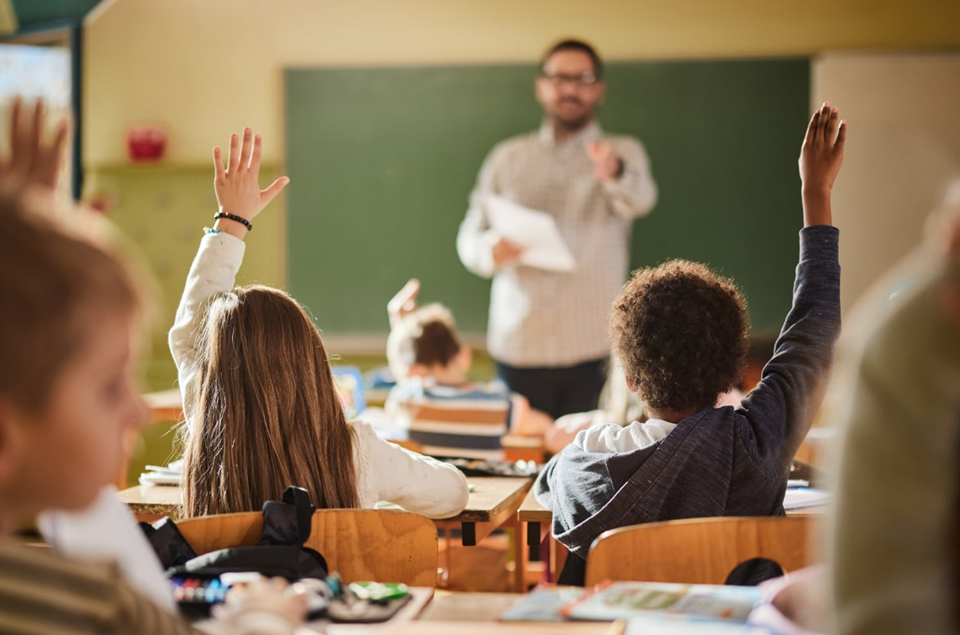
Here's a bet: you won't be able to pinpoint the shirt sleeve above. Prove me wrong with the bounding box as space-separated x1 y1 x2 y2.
0 543 201 635
354 422 470 519
168 232 246 424
600 137 658 220
456 143 507 279
736 225 841 474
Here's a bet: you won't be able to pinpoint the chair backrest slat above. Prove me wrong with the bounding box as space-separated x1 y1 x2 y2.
175 509 438 587
585 516 816 586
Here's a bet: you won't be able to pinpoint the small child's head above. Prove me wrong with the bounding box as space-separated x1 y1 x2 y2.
0 193 145 524
183 284 359 517
610 259 750 418
387 304 471 381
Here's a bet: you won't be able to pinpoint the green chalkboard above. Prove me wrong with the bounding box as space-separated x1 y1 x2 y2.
285 59 809 336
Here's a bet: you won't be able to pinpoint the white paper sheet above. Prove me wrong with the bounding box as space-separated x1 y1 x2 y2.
38 485 176 613
485 194 576 272
783 487 831 510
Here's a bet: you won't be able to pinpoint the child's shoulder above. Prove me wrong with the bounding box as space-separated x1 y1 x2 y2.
0 538 118 590
575 418 678 454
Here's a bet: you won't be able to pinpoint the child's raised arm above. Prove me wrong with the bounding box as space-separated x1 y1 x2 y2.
387 278 421 328
799 101 846 227
736 104 846 472
169 129 288 418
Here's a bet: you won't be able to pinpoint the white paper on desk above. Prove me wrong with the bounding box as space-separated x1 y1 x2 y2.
485 194 576 272
783 487 831 510
38 485 175 613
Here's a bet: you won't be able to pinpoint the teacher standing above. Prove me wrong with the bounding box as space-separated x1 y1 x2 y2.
457 39 657 420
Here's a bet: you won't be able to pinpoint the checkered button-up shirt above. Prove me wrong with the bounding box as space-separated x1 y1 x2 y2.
457 121 657 367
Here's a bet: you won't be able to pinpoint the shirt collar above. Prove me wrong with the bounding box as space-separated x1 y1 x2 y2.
538 119 603 147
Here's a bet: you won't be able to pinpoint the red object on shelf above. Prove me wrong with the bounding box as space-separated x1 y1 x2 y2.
126 126 167 162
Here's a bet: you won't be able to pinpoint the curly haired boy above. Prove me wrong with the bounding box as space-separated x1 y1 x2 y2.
536 102 846 585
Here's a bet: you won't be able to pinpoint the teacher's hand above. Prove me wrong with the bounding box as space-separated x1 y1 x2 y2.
586 140 622 182
492 237 524 270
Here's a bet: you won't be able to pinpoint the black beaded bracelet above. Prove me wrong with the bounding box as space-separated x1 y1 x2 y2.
213 212 253 231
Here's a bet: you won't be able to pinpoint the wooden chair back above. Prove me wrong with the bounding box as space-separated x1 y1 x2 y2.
585 516 817 587
175 508 438 587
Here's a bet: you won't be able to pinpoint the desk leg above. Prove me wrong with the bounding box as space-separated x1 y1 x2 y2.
527 521 541 561
438 529 452 588
550 538 568 583
461 522 476 547
503 516 526 593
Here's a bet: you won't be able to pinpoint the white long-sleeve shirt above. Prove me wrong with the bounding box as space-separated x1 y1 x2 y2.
169 232 469 519
457 121 657 367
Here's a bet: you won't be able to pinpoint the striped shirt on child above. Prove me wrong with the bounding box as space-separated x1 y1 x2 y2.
386 378 516 459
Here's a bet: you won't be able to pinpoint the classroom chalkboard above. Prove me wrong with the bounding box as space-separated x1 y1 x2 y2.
285 59 809 338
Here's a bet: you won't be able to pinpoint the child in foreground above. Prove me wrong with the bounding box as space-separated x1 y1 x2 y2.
171 129 469 519
829 188 960 635
536 103 846 585
0 100 305 634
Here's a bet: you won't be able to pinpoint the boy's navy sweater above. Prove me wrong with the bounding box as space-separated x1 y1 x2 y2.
535 226 841 584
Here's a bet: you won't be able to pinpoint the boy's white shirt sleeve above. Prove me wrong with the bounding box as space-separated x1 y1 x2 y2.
168 233 246 424
352 421 469 519
574 419 677 454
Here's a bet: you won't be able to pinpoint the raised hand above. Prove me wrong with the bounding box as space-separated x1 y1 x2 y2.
799 102 846 227
388 278 421 325
0 98 69 196
212 127 289 238
586 140 622 182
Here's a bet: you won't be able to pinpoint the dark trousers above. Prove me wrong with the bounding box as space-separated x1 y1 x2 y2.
495 357 608 420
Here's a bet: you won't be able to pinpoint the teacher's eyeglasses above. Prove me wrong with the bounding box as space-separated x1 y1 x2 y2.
540 71 600 88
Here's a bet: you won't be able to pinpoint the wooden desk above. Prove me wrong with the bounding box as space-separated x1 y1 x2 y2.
518 487 551 563
120 476 533 544
434 476 533 593
434 477 532 546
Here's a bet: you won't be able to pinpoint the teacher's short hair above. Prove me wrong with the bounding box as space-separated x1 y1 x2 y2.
541 39 604 78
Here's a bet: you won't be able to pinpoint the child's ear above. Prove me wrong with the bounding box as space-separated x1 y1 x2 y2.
457 345 472 371
625 376 640 393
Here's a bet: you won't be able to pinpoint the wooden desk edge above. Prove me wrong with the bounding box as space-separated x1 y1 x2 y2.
517 487 551 523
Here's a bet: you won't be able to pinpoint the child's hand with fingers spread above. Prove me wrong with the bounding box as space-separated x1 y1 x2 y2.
798 102 847 227
0 97 69 196
212 127 289 239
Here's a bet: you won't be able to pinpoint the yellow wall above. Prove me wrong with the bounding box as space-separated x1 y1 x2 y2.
83 0 960 166
813 52 960 312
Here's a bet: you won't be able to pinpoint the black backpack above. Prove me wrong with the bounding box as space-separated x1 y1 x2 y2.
140 486 328 581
